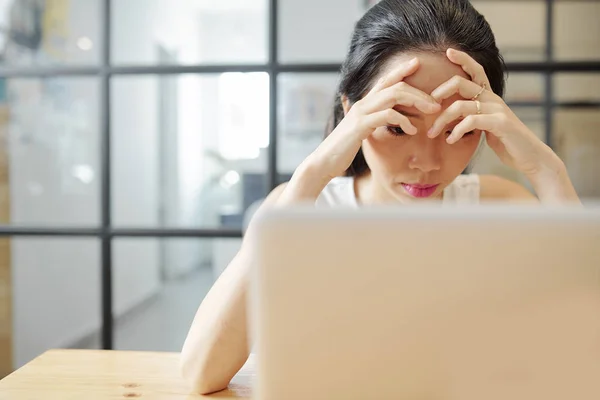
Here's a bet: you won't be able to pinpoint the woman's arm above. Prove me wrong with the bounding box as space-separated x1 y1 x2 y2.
179 163 334 394
429 49 581 205
479 174 539 203
479 156 581 204
481 150 582 204
525 153 581 204
179 183 288 394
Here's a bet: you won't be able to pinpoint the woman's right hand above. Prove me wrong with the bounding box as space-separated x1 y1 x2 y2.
284 57 442 201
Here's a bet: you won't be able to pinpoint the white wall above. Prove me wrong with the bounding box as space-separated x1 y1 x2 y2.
11 238 100 368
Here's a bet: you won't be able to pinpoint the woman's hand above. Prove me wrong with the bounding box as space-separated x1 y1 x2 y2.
428 48 558 177
283 57 442 202
427 48 579 203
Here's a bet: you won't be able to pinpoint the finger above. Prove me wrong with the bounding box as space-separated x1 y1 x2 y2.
446 48 491 89
363 109 417 136
447 114 497 144
362 82 441 115
383 81 441 113
428 100 482 138
485 130 503 151
368 57 420 94
431 75 491 103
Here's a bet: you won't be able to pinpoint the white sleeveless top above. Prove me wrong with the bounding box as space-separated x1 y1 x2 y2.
315 174 480 207
242 174 480 232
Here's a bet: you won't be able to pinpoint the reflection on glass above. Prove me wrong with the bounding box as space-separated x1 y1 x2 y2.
111 73 269 228
471 108 545 189
278 0 361 64
0 77 100 226
111 0 267 65
472 1 546 62
554 74 600 103
277 73 339 174
11 237 100 369
113 238 238 351
554 110 600 200
554 2 600 61
0 0 101 66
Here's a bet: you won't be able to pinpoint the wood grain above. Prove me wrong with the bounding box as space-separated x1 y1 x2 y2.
0 350 255 399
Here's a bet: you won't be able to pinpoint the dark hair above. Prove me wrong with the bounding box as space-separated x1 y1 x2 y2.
326 0 506 176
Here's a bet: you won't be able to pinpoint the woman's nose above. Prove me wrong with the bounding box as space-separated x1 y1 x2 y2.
407 134 442 172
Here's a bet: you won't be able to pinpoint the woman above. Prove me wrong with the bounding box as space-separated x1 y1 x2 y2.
181 0 580 394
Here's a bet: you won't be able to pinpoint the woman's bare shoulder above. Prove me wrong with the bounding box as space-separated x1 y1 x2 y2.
479 174 538 203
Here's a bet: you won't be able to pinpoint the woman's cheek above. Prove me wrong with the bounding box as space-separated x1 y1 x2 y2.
366 128 406 153
363 131 410 172
444 133 482 163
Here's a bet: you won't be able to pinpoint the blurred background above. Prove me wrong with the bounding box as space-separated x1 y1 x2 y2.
0 0 598 375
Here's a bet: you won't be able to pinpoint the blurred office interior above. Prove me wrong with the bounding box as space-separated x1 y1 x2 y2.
0 0 599 375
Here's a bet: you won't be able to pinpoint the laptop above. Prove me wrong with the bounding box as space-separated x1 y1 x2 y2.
251 205 600 400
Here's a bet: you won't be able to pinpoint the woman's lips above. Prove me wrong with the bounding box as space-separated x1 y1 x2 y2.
401 183 440 198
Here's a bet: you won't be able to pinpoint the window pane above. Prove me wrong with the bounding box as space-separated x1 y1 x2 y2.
113 238 239 351
111 0 267 65
277 73 339 174
111 73 269 228
553 74 600 202
471 107 545 190
554 74 600 103
505 73 544 103
0 77 100 226
0 0 101 66
472 1 546 62
11 237 100 369
278 0 362 64
554 2 600 61
554 109 600 201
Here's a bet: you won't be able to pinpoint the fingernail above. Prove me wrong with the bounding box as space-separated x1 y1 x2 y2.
427 127 435 137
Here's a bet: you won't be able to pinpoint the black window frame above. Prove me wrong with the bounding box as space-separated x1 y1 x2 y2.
0 0 599 350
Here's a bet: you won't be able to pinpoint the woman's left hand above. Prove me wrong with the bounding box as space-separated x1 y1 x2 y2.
427 48 562 178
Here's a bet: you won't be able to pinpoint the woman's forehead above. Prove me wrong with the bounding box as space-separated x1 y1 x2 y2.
380 52 471 95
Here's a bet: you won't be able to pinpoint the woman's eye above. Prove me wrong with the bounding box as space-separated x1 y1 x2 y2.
386 126 405 136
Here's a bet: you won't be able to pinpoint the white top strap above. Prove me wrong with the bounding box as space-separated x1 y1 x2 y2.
316 174 480 207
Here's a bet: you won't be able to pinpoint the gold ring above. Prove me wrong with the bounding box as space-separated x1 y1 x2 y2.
471 85 486 101
475 100 482 114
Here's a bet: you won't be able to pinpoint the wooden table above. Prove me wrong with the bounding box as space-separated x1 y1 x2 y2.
0 350 254 399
